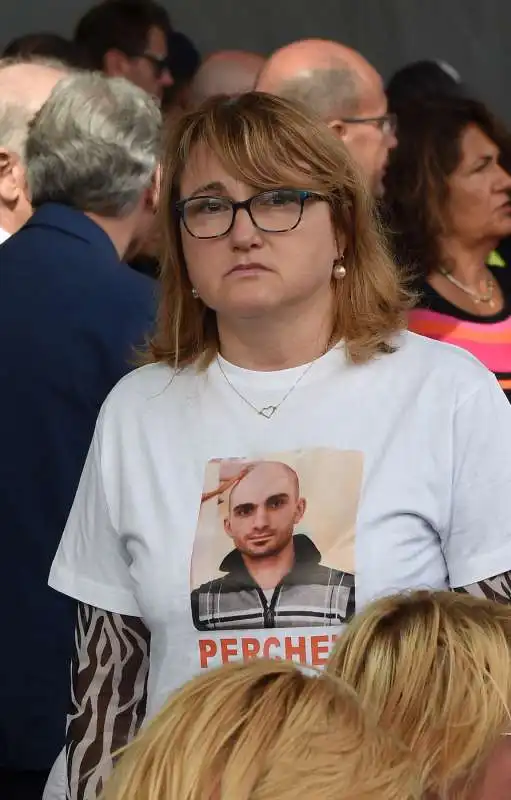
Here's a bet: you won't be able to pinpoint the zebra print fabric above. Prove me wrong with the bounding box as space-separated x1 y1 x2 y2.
62 573 511 797
66 603 150 799
456 570 511 604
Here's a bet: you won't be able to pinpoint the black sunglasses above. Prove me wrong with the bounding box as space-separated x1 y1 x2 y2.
131 51 170 77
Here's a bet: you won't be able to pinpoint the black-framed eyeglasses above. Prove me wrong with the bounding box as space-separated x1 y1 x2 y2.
175 188 324 239
133 51 170 77
341 112 397 136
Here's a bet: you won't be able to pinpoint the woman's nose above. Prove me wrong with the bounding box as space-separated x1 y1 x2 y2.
229 206 263 247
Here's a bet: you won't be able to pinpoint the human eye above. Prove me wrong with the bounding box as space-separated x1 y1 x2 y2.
188 197 230 215
267 494 288 510
234 504 255 517
472 157 493 174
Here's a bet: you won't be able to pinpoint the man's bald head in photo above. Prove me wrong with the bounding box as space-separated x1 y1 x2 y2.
228 461 301 513
257 39 397 196
225 460 306 560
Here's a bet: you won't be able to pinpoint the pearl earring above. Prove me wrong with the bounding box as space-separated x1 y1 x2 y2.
332 256 346 280
191 287 199 299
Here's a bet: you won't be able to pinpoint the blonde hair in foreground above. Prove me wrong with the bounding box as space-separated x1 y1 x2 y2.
101 658 419 800
151 91 410 369
328 590 511 799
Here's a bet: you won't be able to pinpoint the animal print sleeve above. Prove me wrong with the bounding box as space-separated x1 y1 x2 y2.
455 571 511 603
66 603 150 800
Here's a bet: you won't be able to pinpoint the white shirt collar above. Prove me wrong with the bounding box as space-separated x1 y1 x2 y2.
0 227 11 245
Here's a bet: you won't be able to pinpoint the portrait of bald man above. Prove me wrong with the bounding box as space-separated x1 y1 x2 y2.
0 57 69 243
191 460 355 631
187 49 265 110
257 39 397 197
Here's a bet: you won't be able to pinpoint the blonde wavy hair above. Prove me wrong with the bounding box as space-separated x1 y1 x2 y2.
150 91 410 368
328 590 511 799
101 658 419 800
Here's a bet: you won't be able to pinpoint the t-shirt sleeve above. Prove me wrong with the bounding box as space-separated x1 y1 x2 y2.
444 370 511 588
48 409 141 617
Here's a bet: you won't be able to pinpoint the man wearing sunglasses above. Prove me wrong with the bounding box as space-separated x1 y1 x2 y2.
257 39 397 198
74 0 174 103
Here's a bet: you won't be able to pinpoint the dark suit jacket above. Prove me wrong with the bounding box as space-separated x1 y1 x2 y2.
0 203 156 770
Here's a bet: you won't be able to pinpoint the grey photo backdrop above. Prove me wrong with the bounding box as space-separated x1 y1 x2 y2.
1 0 509 121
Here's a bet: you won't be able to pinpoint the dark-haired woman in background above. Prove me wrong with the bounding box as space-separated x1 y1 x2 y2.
384 96 511 398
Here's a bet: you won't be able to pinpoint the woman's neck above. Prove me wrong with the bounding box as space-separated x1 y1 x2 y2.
439 235 499 285
217 298 335 371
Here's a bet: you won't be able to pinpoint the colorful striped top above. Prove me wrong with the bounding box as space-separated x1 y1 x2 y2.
408 267 511 400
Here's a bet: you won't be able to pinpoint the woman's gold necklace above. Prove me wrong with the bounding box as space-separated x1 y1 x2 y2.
438 267 495 308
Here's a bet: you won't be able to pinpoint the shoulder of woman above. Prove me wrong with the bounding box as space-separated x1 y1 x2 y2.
398 329 502 400
101 362 195 424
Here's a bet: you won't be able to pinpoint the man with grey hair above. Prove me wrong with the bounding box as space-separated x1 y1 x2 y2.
257 39 397 197
0 57 68 242
0 72 160 800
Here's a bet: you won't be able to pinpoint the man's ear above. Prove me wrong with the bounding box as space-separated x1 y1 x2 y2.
0 148 22 204
293 497 307 525
327 119 348 141
224 517 234 539
141 184 156 214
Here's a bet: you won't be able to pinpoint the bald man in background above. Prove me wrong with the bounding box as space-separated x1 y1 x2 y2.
0 58 69 242
257 39 397 196
187 49 264 109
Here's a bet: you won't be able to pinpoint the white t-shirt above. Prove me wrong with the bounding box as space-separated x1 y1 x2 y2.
49 331 511 721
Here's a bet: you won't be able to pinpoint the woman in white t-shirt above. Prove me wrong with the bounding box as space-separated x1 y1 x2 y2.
47 92 511 799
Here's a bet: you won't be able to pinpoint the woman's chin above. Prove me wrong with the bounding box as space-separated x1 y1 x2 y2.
216 289 284 320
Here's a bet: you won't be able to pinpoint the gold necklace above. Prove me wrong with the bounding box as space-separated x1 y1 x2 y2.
438 267 495 307
216 351 327 419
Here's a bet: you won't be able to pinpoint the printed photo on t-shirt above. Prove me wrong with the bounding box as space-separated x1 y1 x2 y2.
190 449 363 634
